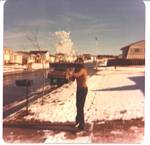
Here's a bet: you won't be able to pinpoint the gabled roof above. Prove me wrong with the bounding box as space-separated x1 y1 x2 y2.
120 40 145 50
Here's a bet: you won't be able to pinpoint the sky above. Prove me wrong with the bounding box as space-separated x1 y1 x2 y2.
4 0 145 55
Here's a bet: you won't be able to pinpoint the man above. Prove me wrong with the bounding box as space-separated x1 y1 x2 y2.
68 58 88 130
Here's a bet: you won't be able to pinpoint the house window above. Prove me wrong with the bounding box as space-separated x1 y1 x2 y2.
130 48 140 53
133 48 140 53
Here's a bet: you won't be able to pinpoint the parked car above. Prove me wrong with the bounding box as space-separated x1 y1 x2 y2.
47 62 77 86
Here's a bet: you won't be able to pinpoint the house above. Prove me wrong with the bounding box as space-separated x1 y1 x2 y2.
29 50 50 63
15 51 36 65
107 40 145 66
49 54 55 63
15 51 29 65
55 53 76 62
82 54 96 62
121 40 145 59
3 48 14 64
96 54 116 65
97 54 116 60
13 52 23 64
3 48 30 65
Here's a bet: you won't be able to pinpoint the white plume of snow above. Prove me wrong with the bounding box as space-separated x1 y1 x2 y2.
54 31 75 55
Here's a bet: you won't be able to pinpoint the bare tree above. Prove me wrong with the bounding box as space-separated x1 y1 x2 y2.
26 30 46 105
26 31 41 50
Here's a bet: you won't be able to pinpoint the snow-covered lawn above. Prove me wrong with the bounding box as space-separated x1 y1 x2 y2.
4 66 145 143
3 63 49 74
3 64 26 73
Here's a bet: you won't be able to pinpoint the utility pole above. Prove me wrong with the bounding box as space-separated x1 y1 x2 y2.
95 37 98 70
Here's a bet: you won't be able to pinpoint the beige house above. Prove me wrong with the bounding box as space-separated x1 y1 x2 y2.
83 54 96 62
55 53 76 62
97 54 116 65
49 54 55 63
3 48 14 64
16 51 36 64
29 51 50 63
97 55 116 60
13 52 23 64
55 53 66 62
121 40 145 59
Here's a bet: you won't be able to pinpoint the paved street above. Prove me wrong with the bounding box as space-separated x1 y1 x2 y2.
3 70 49 106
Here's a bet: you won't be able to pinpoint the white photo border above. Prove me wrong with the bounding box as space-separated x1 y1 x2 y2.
0 0 149 145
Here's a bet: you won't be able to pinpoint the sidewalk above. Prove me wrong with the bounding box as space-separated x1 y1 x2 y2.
3 66 145 143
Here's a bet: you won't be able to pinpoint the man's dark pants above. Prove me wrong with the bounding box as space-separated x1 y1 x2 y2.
76 87 88 129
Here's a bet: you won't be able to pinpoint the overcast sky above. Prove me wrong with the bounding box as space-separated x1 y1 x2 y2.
4 0 145 55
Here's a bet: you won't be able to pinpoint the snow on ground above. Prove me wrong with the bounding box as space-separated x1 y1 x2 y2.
3 63 49 74
21 66 144 123
4 66 145 143
3 64 26 73
30 63 49 70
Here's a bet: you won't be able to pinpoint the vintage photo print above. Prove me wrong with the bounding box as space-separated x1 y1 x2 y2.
2 0 147 144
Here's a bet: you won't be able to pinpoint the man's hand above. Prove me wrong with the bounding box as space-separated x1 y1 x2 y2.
66 70 75 81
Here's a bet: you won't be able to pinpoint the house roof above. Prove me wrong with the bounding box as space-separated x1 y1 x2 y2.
56 53 65 56
120 40 145 50
16 51 30 55
29 50 49 55
83 54 95 57
3 48 14 52
49 54 55 57
97 54 116 58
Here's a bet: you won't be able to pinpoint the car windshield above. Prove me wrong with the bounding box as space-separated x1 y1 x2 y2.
54 67 67 71
50 66 67 71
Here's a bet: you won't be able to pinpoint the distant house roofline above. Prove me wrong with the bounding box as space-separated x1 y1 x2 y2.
3 47 14 51
120 40 145 50
56 53 66 56
49 54 55 57
97 54 117 57
29 50 49 54
82 54 96 57
16 51 29 55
